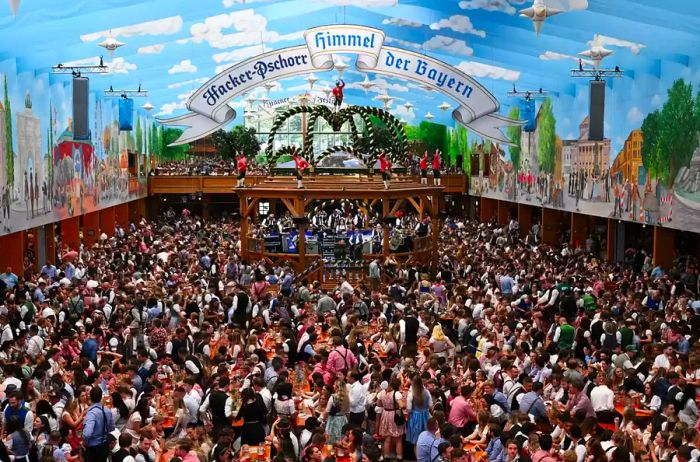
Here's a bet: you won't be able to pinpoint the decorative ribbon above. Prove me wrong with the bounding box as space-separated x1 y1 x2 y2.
159 25 521 146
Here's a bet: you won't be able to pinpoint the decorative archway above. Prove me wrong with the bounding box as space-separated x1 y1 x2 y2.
265 105 408 168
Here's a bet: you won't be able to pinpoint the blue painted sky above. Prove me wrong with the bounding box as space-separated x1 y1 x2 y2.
1 0 699 157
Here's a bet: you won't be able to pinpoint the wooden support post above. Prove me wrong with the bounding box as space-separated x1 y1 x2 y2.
607 218 615 262
541 208 557 246
82 212 100 247
497 200 509 225
0 231 26 276
99 207 116 236
295 196 306 273
61 216 81 251
571 213 588 249
44 224 56 266
382 198 390 257
115 203 129 231
653 226 675 271
240 194 249 261
518 203 533 238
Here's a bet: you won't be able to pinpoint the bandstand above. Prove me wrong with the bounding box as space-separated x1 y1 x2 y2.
238 104 446 286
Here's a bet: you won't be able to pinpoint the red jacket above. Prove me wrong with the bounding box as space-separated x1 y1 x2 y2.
332 81 345 98
293 155 309 170
379 155 391 173
237 157 247 172
432 153 441 169
419 156 428 170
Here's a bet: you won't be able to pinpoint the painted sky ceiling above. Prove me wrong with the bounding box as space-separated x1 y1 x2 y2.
1 0 699 153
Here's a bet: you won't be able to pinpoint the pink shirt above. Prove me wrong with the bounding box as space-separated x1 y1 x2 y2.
325 346 358 383
447 396 476 428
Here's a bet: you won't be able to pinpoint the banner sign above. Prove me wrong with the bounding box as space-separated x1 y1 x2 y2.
159 25 521 145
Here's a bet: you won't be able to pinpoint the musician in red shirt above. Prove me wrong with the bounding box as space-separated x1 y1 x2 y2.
292 149 310 189
379 151 392 190
432 149 442 185
419 151 429 185
236 151 247 188
332 80 345 112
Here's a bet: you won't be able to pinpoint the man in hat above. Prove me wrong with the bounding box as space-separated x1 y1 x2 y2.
332 79 345 112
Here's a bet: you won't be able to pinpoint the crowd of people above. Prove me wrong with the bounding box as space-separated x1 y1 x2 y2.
153 159 268 177
0 208 699 462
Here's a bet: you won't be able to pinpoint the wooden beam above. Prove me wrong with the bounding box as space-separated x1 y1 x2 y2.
280 198 298 217
245 198 260 219
406 197 421 215
389 198 405 217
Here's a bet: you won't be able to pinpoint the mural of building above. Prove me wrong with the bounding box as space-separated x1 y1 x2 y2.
562 139 577 177
573 116 610 175
15 93 43 203
611 129 643 183
554 136 563 181
0 102 5 189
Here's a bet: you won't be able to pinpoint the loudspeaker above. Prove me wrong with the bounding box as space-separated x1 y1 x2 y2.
72 77 89 140
589 80 605 141
292 217 310 225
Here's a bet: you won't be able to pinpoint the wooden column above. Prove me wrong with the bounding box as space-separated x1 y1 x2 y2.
607 218 615 262
82 211 100 247
115 203 129 231
61 216 81 251
541 207 558 246
518 203 533 237
0 231 26 275
44 224 56 266
240 194 249 261
497 200 510 225
294 197 306 273
100 207 116 236
130 198 146 223
382 198 390 257
479 197 497 223
571 213 588 249
653 226 675 271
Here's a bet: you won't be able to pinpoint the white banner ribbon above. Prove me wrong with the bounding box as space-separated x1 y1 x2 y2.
159 25 521 146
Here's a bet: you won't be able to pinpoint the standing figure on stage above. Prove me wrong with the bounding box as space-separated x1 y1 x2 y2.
432 149 442 185
379 151 392 190
419 151 429 185
292 149 310 189
235 151 247 188
332 80 345 112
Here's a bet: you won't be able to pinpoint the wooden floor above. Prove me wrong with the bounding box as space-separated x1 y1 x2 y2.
244 175 443 193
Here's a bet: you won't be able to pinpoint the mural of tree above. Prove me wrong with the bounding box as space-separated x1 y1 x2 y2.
161 128 189 160
641 79 700 187
506 106 522 173
4 75 13 188
537 98 556 174
135 118 143 154
659 79 697 187
641 110 661 181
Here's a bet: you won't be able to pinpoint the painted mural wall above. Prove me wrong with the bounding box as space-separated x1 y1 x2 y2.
473 77 700 234
0 58 153 237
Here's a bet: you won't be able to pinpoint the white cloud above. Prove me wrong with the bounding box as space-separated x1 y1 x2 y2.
137 44 165 55
627 106 644 124
168 59 198 74
423 35 474 57
81 16 183 42
223 0 272 5
456 60 520 81
60 56 136 74
650 94 664 109
382 17 422 27
540 50 593 66
212 44 270 64
590 34 646 55
177 90 196 101
547 0 588 11
167 78 209 89
347 77 409 93
156 100 187 117
430 15 486 38
188 9 303 50
459 0 517 15
313 0 397 5
385 36 422 49
393 104 416 122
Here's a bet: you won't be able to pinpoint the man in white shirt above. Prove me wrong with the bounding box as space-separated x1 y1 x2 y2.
346 370 368 427
27 325 45 359
339 277 354 296
652 343 673 370
182 377 202 419
590 375 616 423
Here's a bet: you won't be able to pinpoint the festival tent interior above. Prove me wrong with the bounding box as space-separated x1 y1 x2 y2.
0 0 699 271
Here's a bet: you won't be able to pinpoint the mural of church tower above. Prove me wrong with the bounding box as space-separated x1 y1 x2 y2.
15 92 43 198
0 101 6 189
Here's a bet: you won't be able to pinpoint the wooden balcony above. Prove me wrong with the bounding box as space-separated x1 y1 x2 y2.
149 173 467 195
